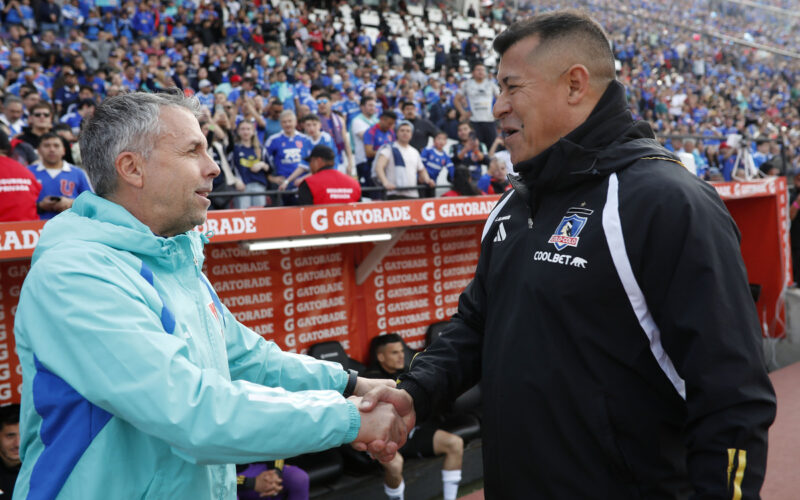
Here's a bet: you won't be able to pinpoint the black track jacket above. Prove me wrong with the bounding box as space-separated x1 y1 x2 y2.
398 82 776 499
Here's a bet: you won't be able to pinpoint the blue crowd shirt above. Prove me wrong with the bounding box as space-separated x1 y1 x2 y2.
421 146 454 180
29 163 94 220
265 132 311 178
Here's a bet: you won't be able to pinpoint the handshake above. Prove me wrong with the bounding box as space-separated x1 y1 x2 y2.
348 378 416 463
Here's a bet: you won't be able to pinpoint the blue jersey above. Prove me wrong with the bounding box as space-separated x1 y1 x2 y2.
420 146 453 180
196 92 215 112
265 132 311 178
309 132 340 169
363 124 395 155
29 163 93 220
231 144 268 186
60 111 83 134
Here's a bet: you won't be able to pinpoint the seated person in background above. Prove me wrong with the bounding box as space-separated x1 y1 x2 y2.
236 460 309 500
0 404 20 500
363 334 463 500
29 132 93 219
297 145 361 205
477 157 511 194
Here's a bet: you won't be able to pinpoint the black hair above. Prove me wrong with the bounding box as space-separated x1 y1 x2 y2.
380 110 398 120
0 404 19 428
368 333 404 366
492 9 615 82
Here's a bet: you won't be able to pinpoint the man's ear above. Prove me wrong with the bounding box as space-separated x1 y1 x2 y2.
114 151 144 189
564 64 591 104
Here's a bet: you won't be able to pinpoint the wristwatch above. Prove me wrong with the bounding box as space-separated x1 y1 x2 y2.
342 369 358 398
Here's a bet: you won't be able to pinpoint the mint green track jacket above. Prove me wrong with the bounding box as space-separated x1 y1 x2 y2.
12 192 360 499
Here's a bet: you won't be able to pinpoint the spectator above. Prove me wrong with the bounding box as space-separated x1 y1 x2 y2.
236 461 309 500
0 404 20 500
202 116 244 210
0 96 25 137
265 110 310 203
316 92 355 176
400 100 438 152
363 110 398 174
420 130 454 195
264 98 284 138
455 63 499 147
280 114 336 190
297 144 361 205
350 96 379 185
363 334 463 500
450 121 488 183
0 128 40 222
196 79 216 112
17 101 53 149
373 120 434 200
59 98 96 136
231 120 269 209
13 91 408 499
29 132 93 219
53 67 80 116
477 157 511 194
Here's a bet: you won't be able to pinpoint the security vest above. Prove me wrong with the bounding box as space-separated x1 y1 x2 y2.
303 167 361 204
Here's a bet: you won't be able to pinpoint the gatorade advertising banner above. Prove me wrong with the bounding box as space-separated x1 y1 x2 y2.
204 243 361 357
0 261 27 405
363 225 482 349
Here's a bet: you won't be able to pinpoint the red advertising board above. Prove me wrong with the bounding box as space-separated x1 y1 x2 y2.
362 226 481 349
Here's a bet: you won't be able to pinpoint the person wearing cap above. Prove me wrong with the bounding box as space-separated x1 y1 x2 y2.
196 79 215 112
297 144 361 205
54 68 80 117
0 128 40 222
373 120 435 200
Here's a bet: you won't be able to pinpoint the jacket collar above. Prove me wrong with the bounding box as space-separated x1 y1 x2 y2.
512 80 649 195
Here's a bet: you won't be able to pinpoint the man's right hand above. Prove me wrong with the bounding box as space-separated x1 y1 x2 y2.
349 395 410 463
352 386 416 460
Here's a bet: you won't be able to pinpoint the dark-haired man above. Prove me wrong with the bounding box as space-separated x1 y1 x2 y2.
361 10 776 498
0 404 20 499
29 132 93 219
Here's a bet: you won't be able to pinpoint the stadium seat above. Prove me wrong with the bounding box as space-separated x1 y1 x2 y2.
307 341 366 373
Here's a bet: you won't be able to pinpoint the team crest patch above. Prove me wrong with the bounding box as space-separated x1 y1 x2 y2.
548 208 593 251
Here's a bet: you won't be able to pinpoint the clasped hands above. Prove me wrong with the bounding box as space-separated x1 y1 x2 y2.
348 377 416 463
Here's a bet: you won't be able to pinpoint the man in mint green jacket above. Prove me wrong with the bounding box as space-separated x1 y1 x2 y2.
13 90 412 499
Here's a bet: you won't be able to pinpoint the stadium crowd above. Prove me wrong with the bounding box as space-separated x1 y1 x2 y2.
2 0 800 221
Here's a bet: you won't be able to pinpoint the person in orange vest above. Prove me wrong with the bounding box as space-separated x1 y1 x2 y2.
297 145 361 205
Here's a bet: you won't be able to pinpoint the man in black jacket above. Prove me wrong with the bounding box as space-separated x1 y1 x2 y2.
360 9 776 499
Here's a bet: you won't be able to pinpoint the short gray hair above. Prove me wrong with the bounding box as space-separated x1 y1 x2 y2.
3 94 22 107
79 89 202 197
